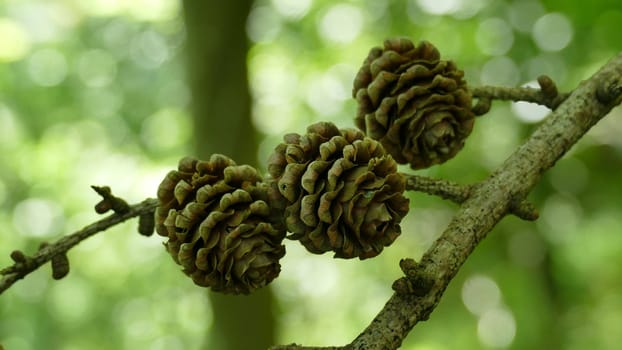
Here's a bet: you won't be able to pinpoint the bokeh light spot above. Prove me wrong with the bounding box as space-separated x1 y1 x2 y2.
507 0 545 33
141 108 191 152
249 53 299 134
462 274 502 316
80 86 124 119
0 104 24 148
318 4 363 44
476 18 514 56
282 250 339 298
538 193 583 244
0 18 31 62
416 0 459 15
75 0 123 17
303 64 356 118
10 2 77 43
271 0 312 20
78 49 118 87
250 54 298 105
130 30 170 69
453 0 490 19
480 56 520 86
126 0 180 22
407 0 442 27
247 6 282 43
12 198 64 237
477 308 516 348
101 19 135 59
27 48 68 86
304 71 347 116
511 82 550 123
532 13 573 52
252 103 297 136
365 0 389 21
75 0 178 21
511 101 549 123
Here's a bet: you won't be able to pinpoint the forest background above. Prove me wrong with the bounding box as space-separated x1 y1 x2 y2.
1 0 621 349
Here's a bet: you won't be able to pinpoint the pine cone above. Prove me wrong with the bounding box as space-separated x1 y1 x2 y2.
267 122 410 259
155 155 286 295
353 38 475 169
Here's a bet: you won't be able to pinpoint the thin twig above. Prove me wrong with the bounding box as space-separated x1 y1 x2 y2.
404 174 469 203
470 75 570 115
0 198 158 294
404 174 538 221
471 85 569 108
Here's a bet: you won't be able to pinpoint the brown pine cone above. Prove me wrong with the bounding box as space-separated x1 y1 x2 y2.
155 155 286 294
267 122 410 259
353 38 475 169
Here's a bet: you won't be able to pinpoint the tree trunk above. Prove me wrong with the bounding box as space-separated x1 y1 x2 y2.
182 1 276 349
183 0 258 164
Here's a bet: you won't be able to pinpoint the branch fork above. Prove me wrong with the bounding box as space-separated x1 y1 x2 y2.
471 74 570 116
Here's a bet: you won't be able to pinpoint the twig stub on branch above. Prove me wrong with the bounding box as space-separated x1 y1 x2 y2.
91 185 130 214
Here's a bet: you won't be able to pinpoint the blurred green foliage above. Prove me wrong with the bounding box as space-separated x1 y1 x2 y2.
1 0 622 349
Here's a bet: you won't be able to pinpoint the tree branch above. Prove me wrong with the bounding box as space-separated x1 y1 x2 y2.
471 75 570 115
274 53 622 349
0 198 158 294
404 174 538 221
